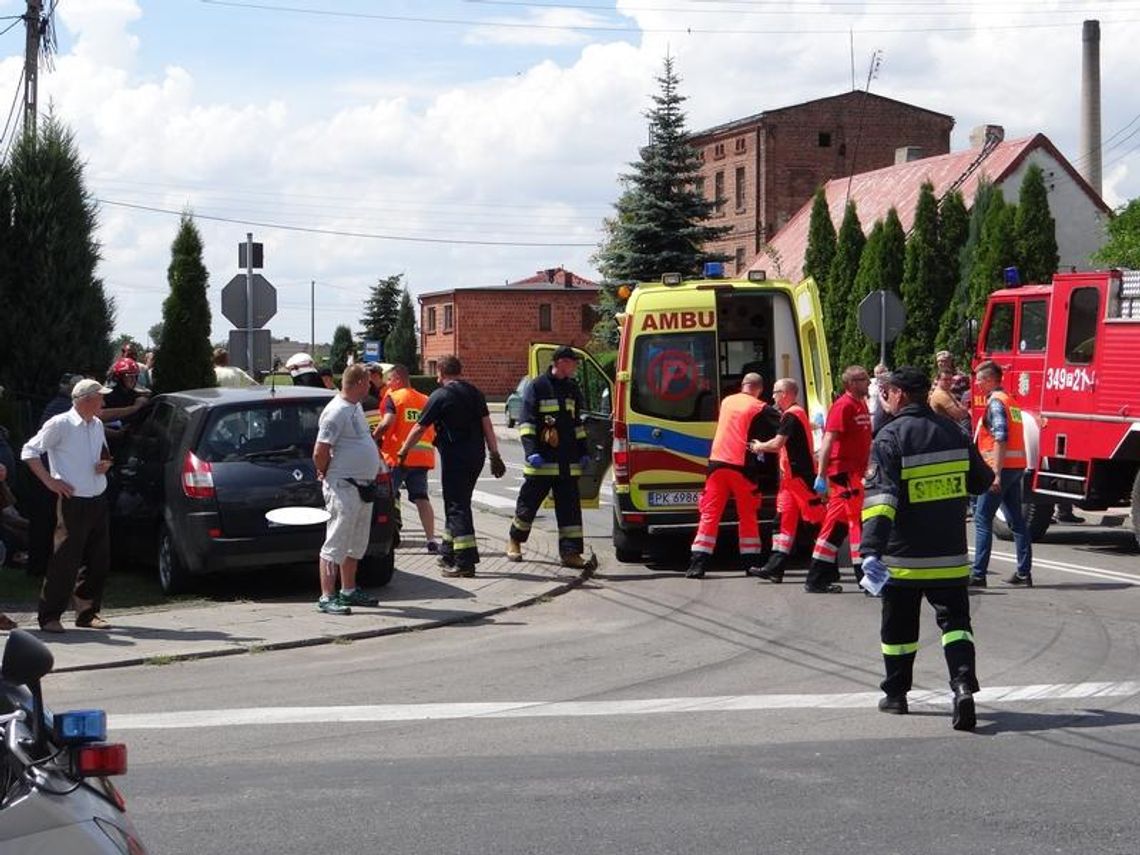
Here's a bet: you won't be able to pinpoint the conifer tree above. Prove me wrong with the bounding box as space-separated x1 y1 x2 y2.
594 56 730 282
384 289 419 369
1014 164 1059 283
936 181 998 360
894 183 942 367
154 215 215 392
360 274 403 344
803 187 836 290
330 325 355 373
935 190 969 330
966 190 1018 327
841 208 906 370
0 117 114 399
824 200 865 368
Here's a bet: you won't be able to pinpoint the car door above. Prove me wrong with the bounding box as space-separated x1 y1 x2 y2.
527 343 614 509
109 399 173 553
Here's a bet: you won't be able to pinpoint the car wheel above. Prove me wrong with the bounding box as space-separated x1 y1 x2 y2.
612 511 644 563
1130 470 1140 548
994 500 1052 542
357 549 396 587
506 413 515 428
158 526 192 595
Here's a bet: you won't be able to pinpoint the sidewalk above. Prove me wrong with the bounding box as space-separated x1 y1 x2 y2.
3 503 591 674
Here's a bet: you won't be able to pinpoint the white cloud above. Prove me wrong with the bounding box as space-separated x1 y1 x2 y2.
7 0 1138 348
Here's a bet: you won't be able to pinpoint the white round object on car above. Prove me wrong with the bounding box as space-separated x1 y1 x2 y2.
265 507 331 526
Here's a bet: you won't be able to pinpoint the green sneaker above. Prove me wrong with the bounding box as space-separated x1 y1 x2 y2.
337 589 379 607
318 597 351 615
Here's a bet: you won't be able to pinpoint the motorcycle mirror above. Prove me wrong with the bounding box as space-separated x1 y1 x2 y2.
1 629 55 687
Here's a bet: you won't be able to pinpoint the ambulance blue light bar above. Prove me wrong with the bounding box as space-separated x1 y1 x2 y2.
54 709 107 744
703 262 725 279
1003 266 1022 287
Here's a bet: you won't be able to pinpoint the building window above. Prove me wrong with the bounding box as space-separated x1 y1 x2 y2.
714 171 725 215
539 303 552 331
427 307 437 333
427 360 437 375
734 137 746 154
818 132 832 147
581 304 598 332
713 142 725 159
735 247 746 273
443 304 454 332
734 166 746 211
694 176 705 199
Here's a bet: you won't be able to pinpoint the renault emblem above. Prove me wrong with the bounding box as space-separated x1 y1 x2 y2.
292 469 303 481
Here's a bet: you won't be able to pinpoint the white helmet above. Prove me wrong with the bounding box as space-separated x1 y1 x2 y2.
285 352 316 374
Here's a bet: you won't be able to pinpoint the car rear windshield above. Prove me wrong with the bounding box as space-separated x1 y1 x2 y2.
630 332 718 422
196 401 326 462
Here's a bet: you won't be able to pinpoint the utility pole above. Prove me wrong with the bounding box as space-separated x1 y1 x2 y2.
310 279 315 357
23 0 43 138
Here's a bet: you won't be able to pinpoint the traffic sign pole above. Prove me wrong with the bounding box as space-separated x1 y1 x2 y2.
245 233 254 372
879 289 887 366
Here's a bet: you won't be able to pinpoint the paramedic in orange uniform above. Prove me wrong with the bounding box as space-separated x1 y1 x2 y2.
804 366 873 593
748 377 824 583
686 372 780 579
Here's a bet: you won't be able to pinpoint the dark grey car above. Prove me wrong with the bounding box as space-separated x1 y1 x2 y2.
108 386 397 594
504 376 527 428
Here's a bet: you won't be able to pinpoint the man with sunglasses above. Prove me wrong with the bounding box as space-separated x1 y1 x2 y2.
861 367 994 729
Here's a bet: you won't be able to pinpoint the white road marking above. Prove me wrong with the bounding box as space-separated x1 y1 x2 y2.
109 680 1140 730
470 489 518 509
982 549 1140 585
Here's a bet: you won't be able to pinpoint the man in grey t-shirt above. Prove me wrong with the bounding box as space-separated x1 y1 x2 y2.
313 364 383 615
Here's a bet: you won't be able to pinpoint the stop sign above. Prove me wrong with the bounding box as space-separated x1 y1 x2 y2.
221 274 277 329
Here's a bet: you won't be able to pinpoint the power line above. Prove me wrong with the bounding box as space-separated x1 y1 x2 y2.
98 198 600 247
199 0 1140 35
465 0 1140 17
0 67 25 164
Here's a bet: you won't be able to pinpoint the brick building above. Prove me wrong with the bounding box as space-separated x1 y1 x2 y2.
689 92 954 272
419 267 600 396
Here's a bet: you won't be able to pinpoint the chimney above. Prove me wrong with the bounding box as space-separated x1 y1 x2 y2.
1080 19 1103 195
894 145 924 164
969 125 1005 149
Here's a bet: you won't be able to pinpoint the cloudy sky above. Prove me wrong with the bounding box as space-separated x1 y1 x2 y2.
1 0 1138 347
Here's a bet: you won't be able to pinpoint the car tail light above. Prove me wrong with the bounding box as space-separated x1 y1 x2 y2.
74 743 128 777
613 419 629 484
181 450 215 499
624 512 646 524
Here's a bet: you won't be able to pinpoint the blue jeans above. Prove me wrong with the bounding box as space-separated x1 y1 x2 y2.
972 469 1032 577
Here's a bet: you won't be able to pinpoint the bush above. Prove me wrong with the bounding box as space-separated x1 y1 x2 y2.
592 350 617 380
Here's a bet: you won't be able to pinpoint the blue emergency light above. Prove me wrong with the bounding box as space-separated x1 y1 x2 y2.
1003 266 1022 287
703 261 725 279
54 709 108 744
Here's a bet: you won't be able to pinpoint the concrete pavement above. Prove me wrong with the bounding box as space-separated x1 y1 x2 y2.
2 502 592 674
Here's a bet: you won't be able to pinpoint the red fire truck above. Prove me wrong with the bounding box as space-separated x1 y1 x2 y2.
972 269 1140 544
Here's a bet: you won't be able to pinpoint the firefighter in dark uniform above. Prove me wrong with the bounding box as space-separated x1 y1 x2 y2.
860 367 994 730
507 346 593 569
397 355 506 577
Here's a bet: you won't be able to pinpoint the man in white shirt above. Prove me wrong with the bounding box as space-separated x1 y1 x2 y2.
21 379 115 633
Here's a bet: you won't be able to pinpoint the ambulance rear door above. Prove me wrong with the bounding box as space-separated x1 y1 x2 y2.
528 344 614 509
791 277 833 420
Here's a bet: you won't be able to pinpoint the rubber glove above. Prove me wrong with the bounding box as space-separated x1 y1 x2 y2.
860 556 890 596
526 453 545 467
813 474 828 494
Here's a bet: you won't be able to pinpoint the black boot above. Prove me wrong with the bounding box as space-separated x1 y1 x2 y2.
747 551 787 583
951 682 976 731
878 695 908 715
685 555 707 579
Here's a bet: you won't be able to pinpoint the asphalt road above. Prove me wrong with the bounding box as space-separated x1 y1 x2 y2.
43 420 1140 855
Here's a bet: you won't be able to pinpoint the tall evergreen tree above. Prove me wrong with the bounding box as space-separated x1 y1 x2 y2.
360 273 403 344
935 190 969 329
936 181 999 360
1092 197 1140 268
593 56 730 282
384 288 419 369
0 118 114 399
840 208 906 370
154 215 214 392
824 201 866 368
803 187 836 290
330 325 355 373
1014 164 1059 283
966 190 1018 329
894 182 942 367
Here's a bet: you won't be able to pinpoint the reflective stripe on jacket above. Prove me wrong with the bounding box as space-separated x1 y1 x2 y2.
861 403 995 588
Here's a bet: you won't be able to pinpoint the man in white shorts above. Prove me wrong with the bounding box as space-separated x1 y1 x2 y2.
313 363 383 615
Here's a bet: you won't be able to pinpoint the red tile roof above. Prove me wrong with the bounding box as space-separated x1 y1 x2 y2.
749 133 1109 284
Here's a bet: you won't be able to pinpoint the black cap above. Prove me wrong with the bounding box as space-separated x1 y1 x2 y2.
552 346 580 363
887 366 930 397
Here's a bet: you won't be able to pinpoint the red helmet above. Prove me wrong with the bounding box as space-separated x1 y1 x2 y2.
111 357 140 376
